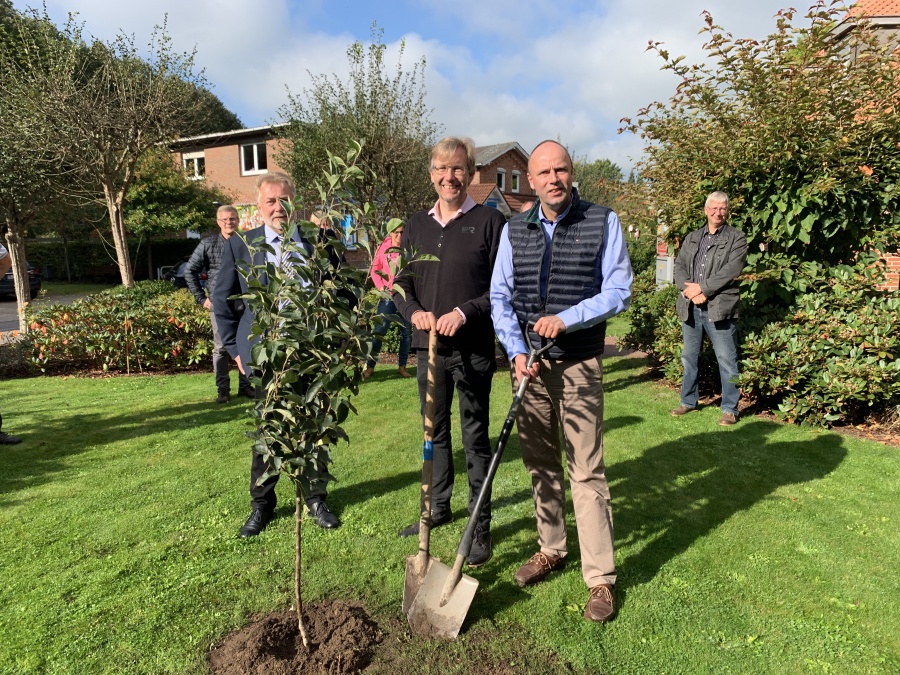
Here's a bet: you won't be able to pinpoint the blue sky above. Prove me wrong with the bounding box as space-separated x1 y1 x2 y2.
15 0 809 171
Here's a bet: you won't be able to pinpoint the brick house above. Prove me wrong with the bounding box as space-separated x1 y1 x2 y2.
835 0 900 290
472 142 535 215
169 124 289 231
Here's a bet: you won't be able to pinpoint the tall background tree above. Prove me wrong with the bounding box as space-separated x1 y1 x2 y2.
620 0 900 426
278 24 440 235
0 8 214 287
0 2 62 327
622 0 900 305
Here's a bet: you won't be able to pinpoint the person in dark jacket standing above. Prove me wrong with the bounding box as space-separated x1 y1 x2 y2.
213 173 340 537
185 205 253 403
671 191 748 426
393 136 504 567
491 140 632 623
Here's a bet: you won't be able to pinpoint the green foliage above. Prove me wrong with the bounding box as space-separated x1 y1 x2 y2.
23 281 210 373
620 1 900 426
0 8 211 286
623 1 900 307
573 157 623 206
278 23 440 225
236 142 413 640
620 269 682 380
183 85 243 135
379 322 403 355
740 264 900 426
125 148 231 236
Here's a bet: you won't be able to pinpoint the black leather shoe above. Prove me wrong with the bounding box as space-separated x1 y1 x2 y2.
238 386 256 399
398 509 453 538
308 500 340 529
239 509 272 538
216 390 230 404
0 431 22 445
467 525 492 568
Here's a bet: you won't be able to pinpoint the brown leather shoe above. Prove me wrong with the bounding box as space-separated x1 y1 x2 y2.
514 551 565 587
397 366 411 378
363 367 375 380
670 405 696 416
719 412 738 426
584 584 616 623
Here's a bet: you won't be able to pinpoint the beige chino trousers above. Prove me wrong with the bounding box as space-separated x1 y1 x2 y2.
515 355 616 587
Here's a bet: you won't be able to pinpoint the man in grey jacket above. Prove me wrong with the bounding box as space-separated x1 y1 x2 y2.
671 191 748 426
185 205 254 403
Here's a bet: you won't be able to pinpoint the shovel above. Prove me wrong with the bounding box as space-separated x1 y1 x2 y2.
407 334 556 639
402 330 440 614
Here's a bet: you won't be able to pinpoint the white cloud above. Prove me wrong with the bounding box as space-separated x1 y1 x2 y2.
14 0 808 168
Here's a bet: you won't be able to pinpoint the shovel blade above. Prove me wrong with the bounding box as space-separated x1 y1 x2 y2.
402 553 438 614
406 559 479 639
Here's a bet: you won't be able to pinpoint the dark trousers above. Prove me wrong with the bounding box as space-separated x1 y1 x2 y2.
211 310 250 394
416 348 496 528
248 383 326 513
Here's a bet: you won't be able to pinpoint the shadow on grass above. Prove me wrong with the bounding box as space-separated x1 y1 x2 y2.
447 418 846 627
0 399 246 505
613 418 846 589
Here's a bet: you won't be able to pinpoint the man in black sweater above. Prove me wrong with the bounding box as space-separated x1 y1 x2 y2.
394 136 505 567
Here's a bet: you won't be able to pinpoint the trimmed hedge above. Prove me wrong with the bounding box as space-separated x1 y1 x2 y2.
24 281 211 374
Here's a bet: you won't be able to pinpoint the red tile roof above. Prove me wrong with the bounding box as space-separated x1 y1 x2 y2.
850 0 900 17
467 183 504 206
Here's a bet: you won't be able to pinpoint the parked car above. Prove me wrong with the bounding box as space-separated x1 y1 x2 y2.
0 263 42 300
162 259 206 290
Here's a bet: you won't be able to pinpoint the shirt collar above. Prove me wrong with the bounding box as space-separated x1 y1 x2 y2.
428 195 477 226
538 195 574 227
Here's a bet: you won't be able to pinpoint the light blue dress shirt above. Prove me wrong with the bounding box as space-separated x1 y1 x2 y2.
490 200 633 360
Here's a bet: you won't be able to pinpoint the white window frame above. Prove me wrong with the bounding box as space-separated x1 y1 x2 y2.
240 142 268 176
182 152 205 180
511 170 521 194
496 168 506 192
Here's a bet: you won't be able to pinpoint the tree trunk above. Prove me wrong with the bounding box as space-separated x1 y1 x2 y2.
103 186 134 287
63 235 72 283
295 482 309 648
4 221 31 334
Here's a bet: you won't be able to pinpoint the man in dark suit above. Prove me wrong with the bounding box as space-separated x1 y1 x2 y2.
213 171 340 537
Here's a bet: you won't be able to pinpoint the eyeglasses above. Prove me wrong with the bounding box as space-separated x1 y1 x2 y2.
706 207 728 213
431 165 467 177
218 217 239 222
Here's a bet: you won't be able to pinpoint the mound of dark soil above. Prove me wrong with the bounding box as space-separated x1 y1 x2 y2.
208 601 381 675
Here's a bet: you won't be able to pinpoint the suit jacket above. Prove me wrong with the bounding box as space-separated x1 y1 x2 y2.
212 224 349 369
674 223 747 323
212 226 268 368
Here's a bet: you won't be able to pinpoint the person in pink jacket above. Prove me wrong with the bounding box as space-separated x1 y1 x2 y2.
366 226 412 379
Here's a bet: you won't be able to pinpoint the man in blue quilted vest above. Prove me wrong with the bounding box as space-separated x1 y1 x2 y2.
491 140 632 623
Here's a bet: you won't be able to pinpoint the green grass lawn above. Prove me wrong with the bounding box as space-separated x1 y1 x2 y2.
1 356 897 674
39 281 116 299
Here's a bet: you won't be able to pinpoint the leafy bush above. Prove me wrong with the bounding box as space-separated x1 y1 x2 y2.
24 281 211 373
740 265 900 426
624 262 900 426
620 269 680 364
